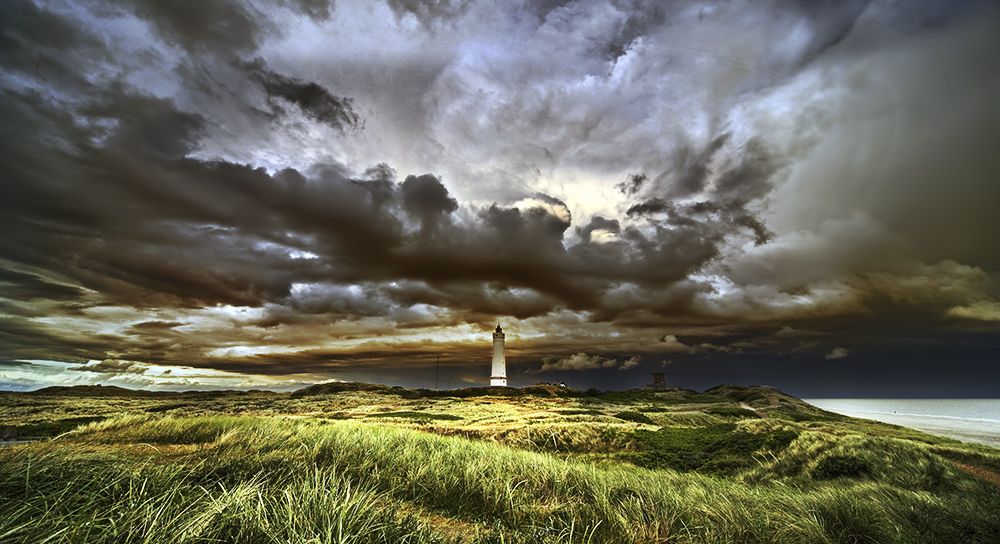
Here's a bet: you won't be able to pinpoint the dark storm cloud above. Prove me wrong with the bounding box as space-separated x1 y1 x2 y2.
674 327 784 349
89 89 207 160
520 0 573 21
400 174 458 235
285 0 336 21
626 197 770 248
202 345 462 376
0 0 109 90
0 269 84 302
1 0 998 393
600 1 667 60
0 360 38 367
90 0 357 155
70 359 147 375
661 133 730 200
247 61 362 131
624 133 776 246
480 203 570 247
0 80 604 325
380 281 561 320
128 321 184 331
757 0 871 71
615 173 646 197
191 334 646 379
0 314 109 363
0 72 757 335
576 216 620 242
712 138 775 202
625 198 668 218
385 0 470 26
109 0 265 54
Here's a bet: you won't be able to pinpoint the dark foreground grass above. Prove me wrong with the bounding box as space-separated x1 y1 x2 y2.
12 416 106 437
3 414 1000 543
3 448 437 543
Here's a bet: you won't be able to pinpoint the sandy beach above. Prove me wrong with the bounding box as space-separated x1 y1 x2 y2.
806 399 1000 448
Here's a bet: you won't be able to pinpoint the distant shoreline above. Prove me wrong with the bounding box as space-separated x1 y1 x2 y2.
805 399 1000 448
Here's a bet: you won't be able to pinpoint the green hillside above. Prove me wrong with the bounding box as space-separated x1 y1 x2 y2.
1 384 998 542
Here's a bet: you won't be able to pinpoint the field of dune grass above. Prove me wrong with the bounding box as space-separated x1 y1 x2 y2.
2 384 1000 543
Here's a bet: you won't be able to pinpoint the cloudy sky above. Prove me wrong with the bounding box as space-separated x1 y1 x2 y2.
2 0 998 396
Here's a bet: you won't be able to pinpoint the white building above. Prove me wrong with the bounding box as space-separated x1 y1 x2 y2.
490 323 507 387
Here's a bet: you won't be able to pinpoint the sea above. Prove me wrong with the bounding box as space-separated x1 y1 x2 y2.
804 399 1000 448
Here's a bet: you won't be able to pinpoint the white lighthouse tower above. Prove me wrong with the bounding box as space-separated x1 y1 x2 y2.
490 323 507 387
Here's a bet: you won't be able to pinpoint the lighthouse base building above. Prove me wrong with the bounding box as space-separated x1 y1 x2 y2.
491 323 507 387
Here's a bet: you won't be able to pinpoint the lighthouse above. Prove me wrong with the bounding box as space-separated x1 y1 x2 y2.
490 323 507 387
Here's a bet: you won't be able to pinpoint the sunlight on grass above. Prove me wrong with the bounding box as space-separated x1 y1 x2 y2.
2 385 999 543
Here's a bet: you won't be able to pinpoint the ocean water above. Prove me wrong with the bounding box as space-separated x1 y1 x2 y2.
804 399 1000 448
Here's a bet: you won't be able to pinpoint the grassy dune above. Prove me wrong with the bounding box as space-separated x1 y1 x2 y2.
2 385 1000 543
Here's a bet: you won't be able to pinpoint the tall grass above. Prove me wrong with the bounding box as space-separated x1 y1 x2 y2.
0 440 445 543
4 414 999 543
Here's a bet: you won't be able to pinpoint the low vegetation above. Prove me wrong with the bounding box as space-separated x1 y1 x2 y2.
629 423 799 475
612 411 656 425
1 384 999 543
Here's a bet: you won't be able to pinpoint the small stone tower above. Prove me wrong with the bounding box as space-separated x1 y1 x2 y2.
491 323 507 387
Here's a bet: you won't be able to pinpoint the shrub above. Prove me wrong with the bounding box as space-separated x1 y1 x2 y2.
767 410 843 423
16 416 105 437
146 403 194 413
614 411 655 425
812 454 872 480
554 409 604 416
365 411 462 422
730 391 767 404
630 424 799 475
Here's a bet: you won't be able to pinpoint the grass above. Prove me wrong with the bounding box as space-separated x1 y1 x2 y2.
366 411 464 422
1 438 441 543
628 423 799 475
704 407 760 419
1 385 999 542
812 454 872 480
11 416 106 437
612 411 656 425
551 409 604 416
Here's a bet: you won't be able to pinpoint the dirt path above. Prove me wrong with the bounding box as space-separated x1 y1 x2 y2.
954 462 1000 487
396 503 485 540
739 402 768 418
